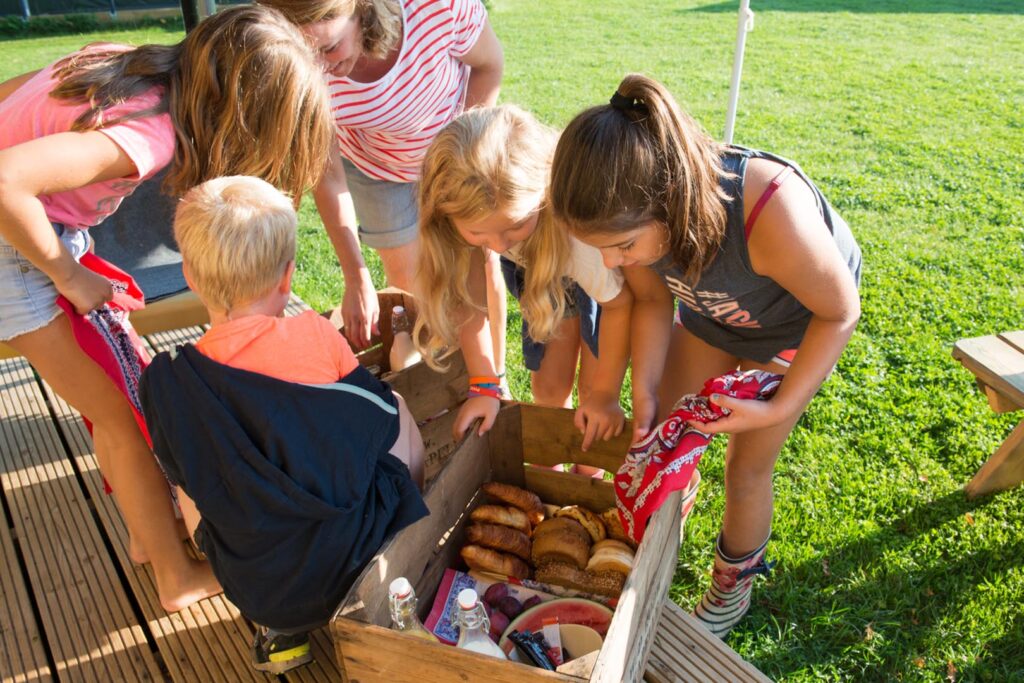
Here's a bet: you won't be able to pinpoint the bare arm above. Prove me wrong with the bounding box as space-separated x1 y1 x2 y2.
624 266 675 441
0 130 139 313
312 149 380 349
452 248 503 438
575 285 632 449
699 161 860 434
458 19 503 108
482 248 507 383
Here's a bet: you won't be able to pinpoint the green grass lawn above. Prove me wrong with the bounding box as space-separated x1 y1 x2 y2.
2 1 1023 679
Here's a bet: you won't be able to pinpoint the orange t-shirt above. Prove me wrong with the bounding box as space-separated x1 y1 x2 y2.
195 310 359 384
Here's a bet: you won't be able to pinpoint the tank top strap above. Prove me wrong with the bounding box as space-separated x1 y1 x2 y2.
744 165 794 241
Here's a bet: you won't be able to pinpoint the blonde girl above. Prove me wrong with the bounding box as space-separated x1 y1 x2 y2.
0 5 332 612
416 105 632 449
550 74 861 636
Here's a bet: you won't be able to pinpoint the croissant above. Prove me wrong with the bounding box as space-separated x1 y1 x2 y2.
461 544 530 579
482 482 545 526
466 523 532 561
470 505 531 535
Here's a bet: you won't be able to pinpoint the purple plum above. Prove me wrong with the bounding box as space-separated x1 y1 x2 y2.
497 596 523 619
488 609 510 641
483 582 510 606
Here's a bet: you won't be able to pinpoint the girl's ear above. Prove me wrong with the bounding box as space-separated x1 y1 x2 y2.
278 260 296 294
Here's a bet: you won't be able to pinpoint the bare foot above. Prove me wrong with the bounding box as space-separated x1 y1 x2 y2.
157 557 223 612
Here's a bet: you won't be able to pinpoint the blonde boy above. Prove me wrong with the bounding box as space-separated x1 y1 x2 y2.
140 176 428 674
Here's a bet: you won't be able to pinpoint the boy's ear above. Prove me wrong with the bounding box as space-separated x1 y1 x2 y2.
278 260 296 294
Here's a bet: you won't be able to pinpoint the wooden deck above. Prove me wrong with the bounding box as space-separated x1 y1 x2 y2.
0 295 772 683
0 297 342 683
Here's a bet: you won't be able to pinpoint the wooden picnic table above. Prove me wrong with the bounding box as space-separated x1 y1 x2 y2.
952 331 1024 497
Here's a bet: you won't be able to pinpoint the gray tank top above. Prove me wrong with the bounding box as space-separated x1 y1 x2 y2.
650 146 862 363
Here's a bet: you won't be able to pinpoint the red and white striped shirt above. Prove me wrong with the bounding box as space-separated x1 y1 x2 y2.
328 0 486 183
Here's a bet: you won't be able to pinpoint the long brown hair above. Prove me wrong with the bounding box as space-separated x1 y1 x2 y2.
415 106 570 369
51 5 332 200
257 0 402 59
549 73 732 284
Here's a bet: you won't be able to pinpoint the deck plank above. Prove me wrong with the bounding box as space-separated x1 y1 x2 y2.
0 358 163 683
0 512 53 683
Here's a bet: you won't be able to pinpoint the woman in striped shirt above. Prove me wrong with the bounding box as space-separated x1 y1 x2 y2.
262 0 506 366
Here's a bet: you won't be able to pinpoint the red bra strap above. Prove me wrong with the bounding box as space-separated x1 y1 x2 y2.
744 165 794 241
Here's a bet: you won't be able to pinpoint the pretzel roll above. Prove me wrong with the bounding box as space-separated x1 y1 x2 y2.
600 508 637 549
465 523 532 561
482 482 545 526
531 525 590 569
533 517 590 545
461 544 530 579
470 505 531 535
554 505 606 543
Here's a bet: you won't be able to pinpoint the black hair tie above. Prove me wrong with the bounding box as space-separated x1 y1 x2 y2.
610 91 644 112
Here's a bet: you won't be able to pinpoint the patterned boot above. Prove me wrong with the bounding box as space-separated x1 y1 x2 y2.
692 535 773 637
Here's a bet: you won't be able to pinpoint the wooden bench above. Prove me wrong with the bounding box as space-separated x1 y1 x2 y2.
952 331 1024 497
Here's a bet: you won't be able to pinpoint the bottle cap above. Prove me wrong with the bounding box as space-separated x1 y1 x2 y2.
392 305 406 314
389 577 412 599
457 588 479 610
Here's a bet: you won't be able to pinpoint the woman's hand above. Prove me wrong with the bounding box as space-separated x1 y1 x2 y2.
341 269 380 350
55 262 113 315
453 394 501 439
575 389 625 451
690 394 793 435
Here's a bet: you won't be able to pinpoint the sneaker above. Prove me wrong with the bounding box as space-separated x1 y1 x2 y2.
251 627 313 674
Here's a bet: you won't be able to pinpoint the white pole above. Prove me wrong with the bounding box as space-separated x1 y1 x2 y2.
723 0 755 144
203 0 216 17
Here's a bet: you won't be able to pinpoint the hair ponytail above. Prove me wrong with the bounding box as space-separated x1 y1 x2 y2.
551 73 732 284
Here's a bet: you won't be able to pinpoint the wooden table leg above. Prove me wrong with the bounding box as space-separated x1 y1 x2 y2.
966 418 1024 498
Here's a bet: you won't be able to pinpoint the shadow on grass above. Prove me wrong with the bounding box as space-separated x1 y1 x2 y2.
744 490 1022 679
684 0 1022 15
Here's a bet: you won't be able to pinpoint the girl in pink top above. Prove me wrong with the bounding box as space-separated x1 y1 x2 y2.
0 5 333 612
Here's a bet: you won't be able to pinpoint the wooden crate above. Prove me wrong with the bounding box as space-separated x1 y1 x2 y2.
331 403 683 683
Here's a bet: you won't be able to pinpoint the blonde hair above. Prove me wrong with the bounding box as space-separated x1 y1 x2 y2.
175 176 297 313
257 0 402 59
51 5 333 200
415 105 571 369
550 74 732 285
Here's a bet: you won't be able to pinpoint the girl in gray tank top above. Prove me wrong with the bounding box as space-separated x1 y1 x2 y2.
550 74 862 638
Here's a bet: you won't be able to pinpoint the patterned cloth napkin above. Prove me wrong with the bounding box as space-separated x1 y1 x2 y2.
615 370 783 543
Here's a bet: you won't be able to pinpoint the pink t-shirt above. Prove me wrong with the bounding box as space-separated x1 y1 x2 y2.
0 43 176 228
328 0 486 182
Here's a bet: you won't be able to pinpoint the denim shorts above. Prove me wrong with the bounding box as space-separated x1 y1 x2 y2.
0 223 91 342
342 158 419 249
500 256 600 372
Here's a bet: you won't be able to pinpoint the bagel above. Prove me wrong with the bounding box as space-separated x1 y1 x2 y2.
554 505 606 543
600 508 637 549
586 545 634 577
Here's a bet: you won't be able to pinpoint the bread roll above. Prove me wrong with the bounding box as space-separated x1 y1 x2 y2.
461 544 530 579
554 505 606 543
586 545 634 577
600 508 637 549
591 539 635 556
482 482 545 526
534 560 625 598
470 504 531 535
465 523 531 561
533 517 590 544
531 525 590 569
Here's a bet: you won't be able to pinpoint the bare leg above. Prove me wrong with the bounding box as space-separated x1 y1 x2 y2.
572 337 604 477
8 316 222 612
389 392 425 489
530 316 581 408
377 240 420 293
657 325 738 421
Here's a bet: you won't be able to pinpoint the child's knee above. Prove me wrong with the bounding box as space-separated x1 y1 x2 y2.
391 392 425 489
530 371 574 407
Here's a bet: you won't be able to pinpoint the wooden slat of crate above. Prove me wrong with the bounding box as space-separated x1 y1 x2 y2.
0 513 53 683
643 600 771 683
0 358 163 682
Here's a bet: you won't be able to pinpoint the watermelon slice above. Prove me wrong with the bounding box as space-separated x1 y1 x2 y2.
497 597 613 655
